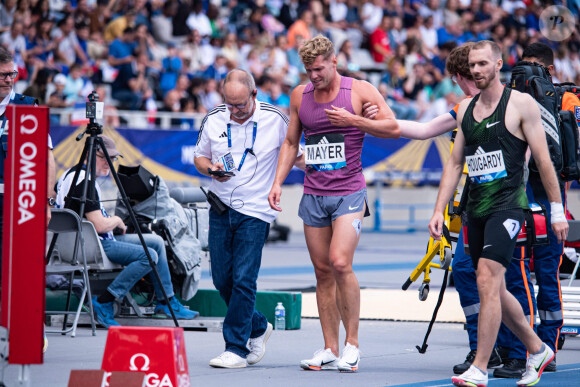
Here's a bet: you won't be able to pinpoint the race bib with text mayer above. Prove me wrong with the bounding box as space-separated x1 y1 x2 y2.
305 133 347 171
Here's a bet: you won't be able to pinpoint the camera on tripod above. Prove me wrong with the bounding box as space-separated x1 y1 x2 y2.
86 90 104 120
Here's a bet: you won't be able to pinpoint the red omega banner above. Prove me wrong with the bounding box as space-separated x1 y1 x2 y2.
102 326 191 387
1 105 48 364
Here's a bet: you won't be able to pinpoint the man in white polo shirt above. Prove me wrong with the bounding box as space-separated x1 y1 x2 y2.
194 69 303 369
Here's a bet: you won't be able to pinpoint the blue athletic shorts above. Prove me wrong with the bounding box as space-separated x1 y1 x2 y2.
298 188 369 228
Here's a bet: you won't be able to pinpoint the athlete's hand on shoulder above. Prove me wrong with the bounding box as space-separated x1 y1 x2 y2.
362 102 378 120
324 105 357 127
268 184 283 212
552 221 568 244
428 212 444 241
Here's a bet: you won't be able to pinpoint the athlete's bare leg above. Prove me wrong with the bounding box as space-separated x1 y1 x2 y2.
329 209 364 347
472 258 543 371
304 224 340 356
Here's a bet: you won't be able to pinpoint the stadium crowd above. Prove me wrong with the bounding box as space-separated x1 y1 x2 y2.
0 0 578 124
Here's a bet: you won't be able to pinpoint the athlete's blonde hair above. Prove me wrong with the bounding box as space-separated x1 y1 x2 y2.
299 35 335 67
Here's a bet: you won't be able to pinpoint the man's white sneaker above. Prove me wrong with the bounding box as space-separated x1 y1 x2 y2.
247 323 273 365
337 342 360 372
300 348 338 371
451 364 488 387
209 351 247 369
516 344 554 386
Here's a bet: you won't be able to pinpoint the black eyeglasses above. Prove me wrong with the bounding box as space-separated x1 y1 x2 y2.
225 93 253 110
97 154 118 162
0 71 18 80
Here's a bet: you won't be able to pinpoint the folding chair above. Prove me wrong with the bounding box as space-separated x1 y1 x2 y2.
46 208 97 337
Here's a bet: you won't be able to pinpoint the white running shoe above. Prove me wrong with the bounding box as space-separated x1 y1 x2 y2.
247 323 273 365
209 351 247 369
300 348 338 371
337 342 360 372
516 344 554 386
451 364 488 387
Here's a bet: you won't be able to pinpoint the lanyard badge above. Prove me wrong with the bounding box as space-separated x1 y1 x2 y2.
227 121 257 171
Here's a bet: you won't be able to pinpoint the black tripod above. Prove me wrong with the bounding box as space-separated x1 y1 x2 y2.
54 91 178 327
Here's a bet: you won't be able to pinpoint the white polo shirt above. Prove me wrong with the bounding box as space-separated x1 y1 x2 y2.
195 100 293 223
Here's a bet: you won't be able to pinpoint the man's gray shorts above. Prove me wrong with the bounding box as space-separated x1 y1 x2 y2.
298 188 369 228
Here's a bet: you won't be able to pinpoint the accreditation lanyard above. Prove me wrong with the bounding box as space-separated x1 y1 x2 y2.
227 121 257 171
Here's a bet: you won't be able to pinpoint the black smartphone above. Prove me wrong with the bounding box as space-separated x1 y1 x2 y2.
208 168 235 177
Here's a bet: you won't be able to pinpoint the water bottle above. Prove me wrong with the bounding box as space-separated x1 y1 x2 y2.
274 302 285 330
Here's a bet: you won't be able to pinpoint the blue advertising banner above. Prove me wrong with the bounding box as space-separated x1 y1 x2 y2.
51 125 454 186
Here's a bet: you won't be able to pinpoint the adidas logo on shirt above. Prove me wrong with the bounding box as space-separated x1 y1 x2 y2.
319 136 329 144
475 146 485 155
219 131 227 138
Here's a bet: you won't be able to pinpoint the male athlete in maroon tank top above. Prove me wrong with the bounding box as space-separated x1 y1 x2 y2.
268 35 399 372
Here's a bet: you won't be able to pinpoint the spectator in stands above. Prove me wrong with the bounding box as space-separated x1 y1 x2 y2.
55 135 198 328
310 13 332 41
159 43 182 97
279 0 305 29
221 32 241 69
94 84 120 127
256 74 274 103
72 0 91 27
104 9 136 43
389 16 407 50
329 0 348 26
199 78 221 111
107 26 136 69
51 14 89 70
267 34 290 81
246 47 265 79
22 66 50 105
26 17 56 66
336 39 366 80
188 77 208 114
13 0 31 28
287 33 305 74
463 16 486 43
186 0 212 38
382 58 417 120
48 73 72 124
419 15 438 58
88 0 112 35
268 81 290 113
370 15 392 64
202 52 228 82
0 0 16 34
419 0 443 29
287 9 312 47
0 19 28 72
134 23 158 64
30 0 50 26
75 22 91 65
86 30 107 63
431 40 457 77
182 28 213 77
436 11 465 48
62 63 87 104
151 0 178 45
171 74 191 100
361 0 384 34
156 89 182 127
111 47 152 110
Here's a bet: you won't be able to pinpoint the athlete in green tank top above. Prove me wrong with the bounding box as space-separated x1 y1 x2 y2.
461 87 529 219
